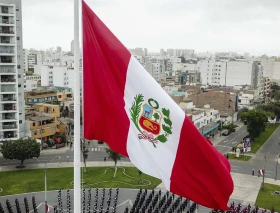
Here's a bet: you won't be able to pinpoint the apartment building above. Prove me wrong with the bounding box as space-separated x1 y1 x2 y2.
178 71 200 85
188 89 237 117
41 65 74 89
24 73 40 91
25 90 58 105
0 0 25 141
26 103 66 143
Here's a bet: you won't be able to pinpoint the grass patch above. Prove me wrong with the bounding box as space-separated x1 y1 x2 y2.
0 167 161 196
255 183 280 212
251 124 280 153
227 153 252 161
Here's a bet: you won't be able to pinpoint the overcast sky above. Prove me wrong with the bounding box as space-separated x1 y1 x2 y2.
22 0 280 56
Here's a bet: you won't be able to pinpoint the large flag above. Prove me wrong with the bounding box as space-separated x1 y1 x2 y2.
82 0 233 209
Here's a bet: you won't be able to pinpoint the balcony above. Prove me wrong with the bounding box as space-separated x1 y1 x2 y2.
2 103 16 111
0 19 14 25
1 131 17 140
1 85 16 92
2 123 17 130
2 114 16 120
0 66 15 73
1 97 16 102
1 77 15 83
0 48 14 55
0 56 14 64
0 30 14 34
0 7 13 15
0 39 14 45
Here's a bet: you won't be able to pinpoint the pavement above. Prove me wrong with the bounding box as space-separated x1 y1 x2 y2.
157 171 280 207
1 160 280 208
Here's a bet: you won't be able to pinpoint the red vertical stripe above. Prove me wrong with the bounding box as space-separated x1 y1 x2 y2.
170 116 233 209
82 1 131 156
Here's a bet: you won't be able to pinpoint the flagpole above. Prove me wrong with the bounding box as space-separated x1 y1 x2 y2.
74 0 81 212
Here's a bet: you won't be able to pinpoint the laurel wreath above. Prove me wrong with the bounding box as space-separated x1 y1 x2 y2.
130 94 173 148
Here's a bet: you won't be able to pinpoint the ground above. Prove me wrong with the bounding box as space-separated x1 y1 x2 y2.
0 167 161 196
255 183 280 212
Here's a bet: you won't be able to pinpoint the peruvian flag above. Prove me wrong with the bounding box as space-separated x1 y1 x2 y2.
82 0 233 209
46 204 50 212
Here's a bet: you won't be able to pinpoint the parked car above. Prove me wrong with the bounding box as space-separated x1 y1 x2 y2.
98 140 104 144
222 129 231 136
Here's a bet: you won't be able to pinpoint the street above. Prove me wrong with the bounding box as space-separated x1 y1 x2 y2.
214 125 248 154
0 142 130 167
1 123 279 181
229 124 280 180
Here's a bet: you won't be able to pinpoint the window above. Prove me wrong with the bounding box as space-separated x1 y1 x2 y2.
58 95 62 98
16 8 19 11
32 130 37 135
40 129 45 134
50 126 56 131
18 74 21 78
19 120 22 124
33 122 35 126
18 84 21 87
17 65 20 69
17 37 20 40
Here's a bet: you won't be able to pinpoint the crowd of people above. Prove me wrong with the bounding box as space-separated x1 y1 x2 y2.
211 201 275 213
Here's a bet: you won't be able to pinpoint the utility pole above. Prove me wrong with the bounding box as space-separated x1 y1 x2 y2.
40 120 43 150
262 154 267 191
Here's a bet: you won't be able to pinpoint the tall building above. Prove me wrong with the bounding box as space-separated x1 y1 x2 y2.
0 0 26 140
71 40 74 53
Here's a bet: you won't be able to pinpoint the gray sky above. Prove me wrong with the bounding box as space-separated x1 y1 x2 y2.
22 0 280 56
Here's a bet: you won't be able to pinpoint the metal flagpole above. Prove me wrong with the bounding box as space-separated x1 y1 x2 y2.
74 0 81 212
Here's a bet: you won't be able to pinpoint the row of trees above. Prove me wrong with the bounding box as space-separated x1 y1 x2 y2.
0 136 131 178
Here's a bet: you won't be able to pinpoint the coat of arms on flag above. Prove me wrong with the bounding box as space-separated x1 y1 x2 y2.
129 94 173 148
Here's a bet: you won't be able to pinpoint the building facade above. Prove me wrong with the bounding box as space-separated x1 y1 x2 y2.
41 65 74 89
0 0 25 141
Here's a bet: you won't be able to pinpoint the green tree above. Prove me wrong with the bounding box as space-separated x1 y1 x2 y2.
80 139 89 172
153 113 160 122
274 91 280 102
0 138 40 168
257 103 280 118
240 109 268 138
105 147 123 178
270 83 280 99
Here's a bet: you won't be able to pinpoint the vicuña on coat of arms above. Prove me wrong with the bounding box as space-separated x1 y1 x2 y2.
129 94 173 148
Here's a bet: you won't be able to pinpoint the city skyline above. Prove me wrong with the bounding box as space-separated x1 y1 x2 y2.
23 0 280 56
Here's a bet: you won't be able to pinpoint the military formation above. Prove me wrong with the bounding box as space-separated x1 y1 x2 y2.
211 201 275 213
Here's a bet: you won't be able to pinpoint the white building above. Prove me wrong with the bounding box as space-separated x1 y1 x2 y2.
198 59 263 91
24 74 40 91
41 65 75 89
0 0 26 140
260 58 274 79
237 92 254 108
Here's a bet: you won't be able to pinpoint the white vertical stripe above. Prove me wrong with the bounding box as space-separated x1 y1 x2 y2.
124 56 185 189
